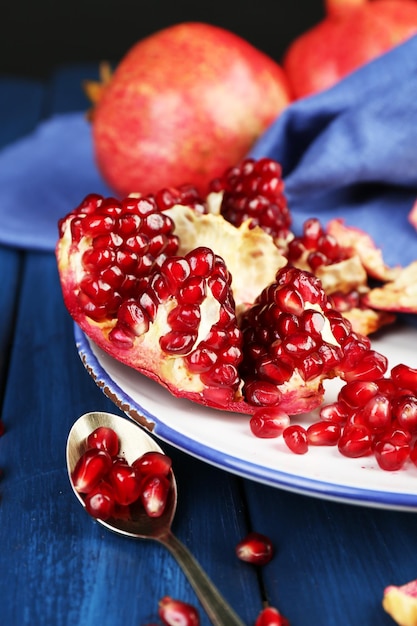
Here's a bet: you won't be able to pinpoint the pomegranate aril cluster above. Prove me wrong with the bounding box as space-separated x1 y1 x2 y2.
210 157 292 240
275 364 417 471
286 217 349 271
71 426 172 521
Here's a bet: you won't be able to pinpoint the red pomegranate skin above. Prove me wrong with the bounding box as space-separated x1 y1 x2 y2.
283 0 417 99
91 22 292 197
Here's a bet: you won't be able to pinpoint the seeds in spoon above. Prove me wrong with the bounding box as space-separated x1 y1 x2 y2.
71 426 173 521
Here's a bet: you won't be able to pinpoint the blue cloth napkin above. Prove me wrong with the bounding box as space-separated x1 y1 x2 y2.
0 36 417 266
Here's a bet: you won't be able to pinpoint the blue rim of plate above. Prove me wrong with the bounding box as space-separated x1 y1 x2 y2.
74 323 417 512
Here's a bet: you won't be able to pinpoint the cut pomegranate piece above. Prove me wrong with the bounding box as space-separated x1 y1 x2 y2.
56 188 286 413
364 261 417 314
158 596 200 626
235 532 274 566
383 578 417 626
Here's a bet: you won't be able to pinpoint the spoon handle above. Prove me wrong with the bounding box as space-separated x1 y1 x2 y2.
159 531 246 626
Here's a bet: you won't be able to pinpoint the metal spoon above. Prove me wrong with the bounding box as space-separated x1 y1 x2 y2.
66 411 245 626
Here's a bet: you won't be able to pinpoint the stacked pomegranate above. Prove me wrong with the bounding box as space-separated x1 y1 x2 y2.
56 157 417 471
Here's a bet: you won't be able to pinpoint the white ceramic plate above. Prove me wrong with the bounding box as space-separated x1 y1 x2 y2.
75 321 417 511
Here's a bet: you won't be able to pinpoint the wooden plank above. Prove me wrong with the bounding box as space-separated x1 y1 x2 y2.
0 68 263 625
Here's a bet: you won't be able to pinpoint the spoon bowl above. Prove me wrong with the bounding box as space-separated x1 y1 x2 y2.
66 411 244 626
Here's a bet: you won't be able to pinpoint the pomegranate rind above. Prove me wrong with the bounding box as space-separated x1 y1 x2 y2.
364 261 417 313
383 580 417 626
326 218 400 282
341 306 396 336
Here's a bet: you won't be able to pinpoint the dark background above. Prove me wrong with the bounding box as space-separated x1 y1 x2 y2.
1 1 325 79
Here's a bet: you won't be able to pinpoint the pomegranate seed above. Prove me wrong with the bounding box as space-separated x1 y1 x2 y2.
362 394 392 432
392 395 417 433
250 407 290 438
71 448 113 494
245 380 282 407
307 421 341 445
338 425 372 458
282 425 308 454
409 441 417 466
132 451 172 477
158 596 200 626
373 438 410 471
255 606 290 626
87 426 120 457
109 459 142 505
338 381 379 409
235 532 274 565
391 364 417 392
84 482 116 520
319 401 348 423
141 474 171 517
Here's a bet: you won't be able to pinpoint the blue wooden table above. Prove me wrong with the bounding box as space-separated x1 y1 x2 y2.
0 66 416 626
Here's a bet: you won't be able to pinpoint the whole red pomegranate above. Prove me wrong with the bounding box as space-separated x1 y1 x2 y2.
283 0 417 99
88 22 291 197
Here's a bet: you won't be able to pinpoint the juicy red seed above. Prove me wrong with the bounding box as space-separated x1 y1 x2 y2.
362 394 392 432
158 596 200 626
283 425 308 454
132 451 172 477
87 427 120 457
250 408 290 438
303 217 324 246
185 346 217 373
338 425 372 458
235 532 274 565
301 309 325 334
167 305 201 331
161 257 191 285
186 247 215 277
391 364 417 392
258 356 293 385
338 381 379 409
393 395 417 433
179 276 207 304
141 474 171 517
117 300 150 336
343 350 388 382
84 482 116 520
282 332 320 356
109 461 142 506
274 286 304 315
307 421 341 445
373 439 410 471
255 606 290 626
71 448 113 494
201 363 239 388
245 380 282 407
159 331 197 355
410 441 417 466
319 401 349 423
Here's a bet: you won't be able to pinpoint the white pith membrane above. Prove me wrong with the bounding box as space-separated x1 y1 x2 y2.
165 204 287 312
365 260 417 313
